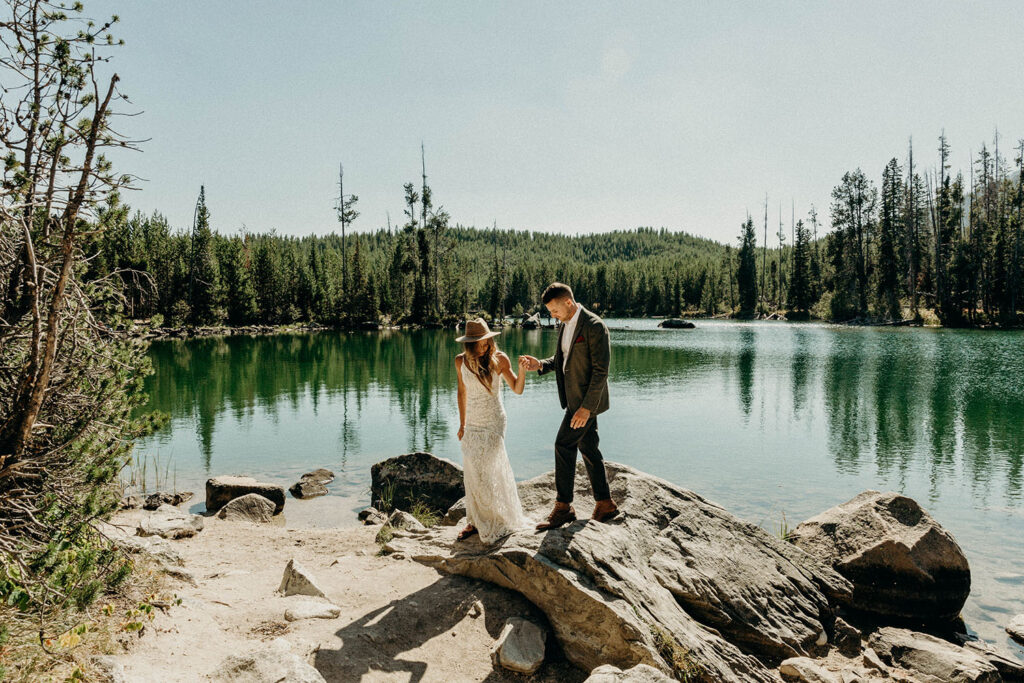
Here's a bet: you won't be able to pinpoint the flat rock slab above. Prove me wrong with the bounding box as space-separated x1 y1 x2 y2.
868 626 1000 683
779 657 841 682
206 476 286 514
278 558 327 599
585 663 674 682
210 637 325 682
136 504 204 540
490 617 546 674
217 493 276 523
789 490 970 622
371 451 464 513
283 598 341 622
390 461 852 682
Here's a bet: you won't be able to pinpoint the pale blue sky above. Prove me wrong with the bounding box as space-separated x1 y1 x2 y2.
93 1 1023 242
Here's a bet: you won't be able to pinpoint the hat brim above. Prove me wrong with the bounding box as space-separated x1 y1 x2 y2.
455 330 500 343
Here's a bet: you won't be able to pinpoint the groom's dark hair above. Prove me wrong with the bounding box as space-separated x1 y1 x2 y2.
542 282 574 304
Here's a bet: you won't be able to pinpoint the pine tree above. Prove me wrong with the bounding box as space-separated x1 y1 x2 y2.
736 217 759 317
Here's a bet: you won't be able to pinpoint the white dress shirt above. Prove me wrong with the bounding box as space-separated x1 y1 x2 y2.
561 304 583 370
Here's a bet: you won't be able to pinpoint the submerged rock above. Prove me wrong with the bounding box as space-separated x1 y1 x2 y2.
289 469 334 499
206 476 286 514
788 490 971 623
370 452 464 514
389 461 851 682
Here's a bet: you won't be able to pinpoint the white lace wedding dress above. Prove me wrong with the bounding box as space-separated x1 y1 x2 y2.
460 362 529 543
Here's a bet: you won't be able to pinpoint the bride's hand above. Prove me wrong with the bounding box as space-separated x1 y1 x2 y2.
518 356 532 372
458 425 465 440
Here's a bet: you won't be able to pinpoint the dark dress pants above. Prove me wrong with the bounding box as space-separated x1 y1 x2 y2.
554 409 611 504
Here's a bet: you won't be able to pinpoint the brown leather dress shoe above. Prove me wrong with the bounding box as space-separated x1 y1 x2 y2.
535 504 577 531
591 499 620 523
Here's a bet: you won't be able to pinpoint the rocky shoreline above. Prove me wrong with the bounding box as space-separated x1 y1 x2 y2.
98 456 1024 682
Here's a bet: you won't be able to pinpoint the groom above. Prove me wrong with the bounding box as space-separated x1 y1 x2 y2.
521 282 619 529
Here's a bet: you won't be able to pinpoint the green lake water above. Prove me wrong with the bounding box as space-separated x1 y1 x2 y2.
137 319 1024 652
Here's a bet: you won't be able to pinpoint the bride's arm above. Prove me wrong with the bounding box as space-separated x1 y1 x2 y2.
455 355 466 440
498 353 525 395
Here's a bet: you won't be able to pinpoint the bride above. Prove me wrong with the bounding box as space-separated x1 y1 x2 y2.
454 318 530 543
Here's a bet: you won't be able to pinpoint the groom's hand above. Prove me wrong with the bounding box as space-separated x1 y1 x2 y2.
519 355 541 372
570 407 591 429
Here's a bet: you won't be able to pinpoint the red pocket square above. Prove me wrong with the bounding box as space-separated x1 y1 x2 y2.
573 334 585 344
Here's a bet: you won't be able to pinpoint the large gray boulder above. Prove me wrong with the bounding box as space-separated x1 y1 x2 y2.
788 490 970 623
867 627 1000 682
136 504 204 540
370 452 464 513
206 476 286 514
389 462 852 682
211 638 325 682
217 493 276 523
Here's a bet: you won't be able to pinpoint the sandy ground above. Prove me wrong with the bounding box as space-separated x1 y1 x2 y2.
104 509 585 683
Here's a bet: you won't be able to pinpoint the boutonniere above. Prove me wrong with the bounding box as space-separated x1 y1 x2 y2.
573 333 585 344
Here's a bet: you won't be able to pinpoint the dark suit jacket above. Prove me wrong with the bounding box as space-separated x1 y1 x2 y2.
538 306 610 415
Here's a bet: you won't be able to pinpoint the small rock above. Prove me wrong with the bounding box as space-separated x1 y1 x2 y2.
278 558 327 599
358 507 388 525
112 534 184 567
161 566 197 586
490 617 546 675
142 490 194 510
584 664 674 682
283 598 342 622
206 476 286 514
441 498 467 526
838 671 863 683
1008 614 1024 645
120 494 143 510
210 637 326 682
387 509 426 533
289 470 332 500
861 647 888 674
779 656 841 682
217 493 276 523
868 626 999 682
136 504 204 539
90 655 128 683
833 617 862 657
469 600 484 618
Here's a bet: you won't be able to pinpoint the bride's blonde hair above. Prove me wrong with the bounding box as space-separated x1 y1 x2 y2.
463 338 499 391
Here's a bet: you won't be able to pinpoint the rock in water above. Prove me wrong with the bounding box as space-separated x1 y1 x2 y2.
390 462 852 682
136 504 204 539
490 617 546 674
584 664 674 682
211 637 325 682
1008 614 1024 645
278 558 327 599
289 469 334 499
206 476 286 514
868 627 1000 682
217 493 276 523
788 490 970 623
370 452 464 513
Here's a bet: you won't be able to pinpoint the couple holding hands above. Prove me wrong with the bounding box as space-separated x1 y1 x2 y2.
453 282 619 543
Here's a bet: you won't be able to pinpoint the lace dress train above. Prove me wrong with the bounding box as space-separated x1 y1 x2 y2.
459 362 529 543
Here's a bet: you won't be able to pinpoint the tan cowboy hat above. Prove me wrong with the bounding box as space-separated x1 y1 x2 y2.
456 318 500 343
